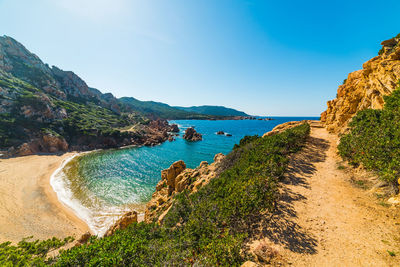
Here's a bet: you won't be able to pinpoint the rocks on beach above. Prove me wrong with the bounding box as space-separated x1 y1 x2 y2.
12 134 69 157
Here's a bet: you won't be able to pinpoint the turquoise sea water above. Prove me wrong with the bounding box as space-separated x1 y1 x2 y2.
52 117 318 235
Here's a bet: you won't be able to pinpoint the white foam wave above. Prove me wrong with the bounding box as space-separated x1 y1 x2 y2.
50 153 130 236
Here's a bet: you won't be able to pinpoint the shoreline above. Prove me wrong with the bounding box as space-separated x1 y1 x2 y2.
0 153 89 243
50 150 147 236
47 153 91 234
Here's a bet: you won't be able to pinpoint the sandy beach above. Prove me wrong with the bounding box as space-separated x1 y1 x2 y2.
0 153 89 243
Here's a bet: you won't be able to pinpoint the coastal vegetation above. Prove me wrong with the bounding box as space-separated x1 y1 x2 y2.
338 83 400 189
52 100 145 140
0 236 73 266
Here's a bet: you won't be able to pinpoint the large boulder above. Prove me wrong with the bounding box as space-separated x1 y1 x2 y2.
161 160 186 194
183 127 202 141
42 134 68 152
15 143 36 156
15 134 69 156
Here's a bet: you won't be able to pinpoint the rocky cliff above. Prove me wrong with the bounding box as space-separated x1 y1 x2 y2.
321 34 400 133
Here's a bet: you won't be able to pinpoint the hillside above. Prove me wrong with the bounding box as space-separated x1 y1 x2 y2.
0 36 179 156
119 97 214 120
175 105 249 117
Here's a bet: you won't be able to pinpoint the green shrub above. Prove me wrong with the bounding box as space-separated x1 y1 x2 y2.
338 83 400 187
0 236 73 266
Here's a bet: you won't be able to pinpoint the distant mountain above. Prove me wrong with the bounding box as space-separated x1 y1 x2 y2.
175 105 249 117
119 97 213 120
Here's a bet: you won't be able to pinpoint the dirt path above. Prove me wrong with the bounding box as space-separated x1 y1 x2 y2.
250 123 400 266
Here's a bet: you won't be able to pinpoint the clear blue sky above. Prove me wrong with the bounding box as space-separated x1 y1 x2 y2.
1 0 399 116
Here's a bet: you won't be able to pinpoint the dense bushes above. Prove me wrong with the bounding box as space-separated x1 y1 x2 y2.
0 236 73 266
338 84 400 188
54 100 135 139
54 123 310 266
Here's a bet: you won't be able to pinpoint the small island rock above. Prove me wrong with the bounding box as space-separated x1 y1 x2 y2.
183 127 202 141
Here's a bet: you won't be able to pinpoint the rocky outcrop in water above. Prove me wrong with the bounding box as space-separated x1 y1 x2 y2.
170 124 179 133
183 127 202 141
321 35 400 133
144 153 225 223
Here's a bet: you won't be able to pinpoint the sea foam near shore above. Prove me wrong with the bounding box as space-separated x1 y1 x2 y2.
50 153 131 236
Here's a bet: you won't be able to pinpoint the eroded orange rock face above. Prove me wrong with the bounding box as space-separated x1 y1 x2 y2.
322 36 400 134
144 153 225 224
14 134 69 156
161 160 186 195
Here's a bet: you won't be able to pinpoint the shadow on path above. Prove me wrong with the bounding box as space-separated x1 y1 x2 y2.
248 135 330 254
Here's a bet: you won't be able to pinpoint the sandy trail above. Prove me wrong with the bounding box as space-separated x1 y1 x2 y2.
252 123 400 266
0 153 88 243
